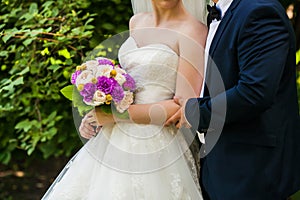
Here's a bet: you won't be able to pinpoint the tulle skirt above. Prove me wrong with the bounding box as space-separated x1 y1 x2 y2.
42 122 203 200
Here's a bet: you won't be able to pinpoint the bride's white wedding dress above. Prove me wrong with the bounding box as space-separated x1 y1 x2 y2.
42 37 203 200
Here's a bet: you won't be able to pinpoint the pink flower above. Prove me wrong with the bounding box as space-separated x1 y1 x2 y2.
115 91 134 113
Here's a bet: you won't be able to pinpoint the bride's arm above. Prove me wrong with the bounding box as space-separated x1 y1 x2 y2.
92 100 179 125
165 23 207 128
176 22 207 99
126 100 180 124
79 100 180 139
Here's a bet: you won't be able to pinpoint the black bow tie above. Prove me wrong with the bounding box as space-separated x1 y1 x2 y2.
207 3 222 26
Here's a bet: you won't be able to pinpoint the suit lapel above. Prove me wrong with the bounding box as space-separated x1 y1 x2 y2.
209 0 242 56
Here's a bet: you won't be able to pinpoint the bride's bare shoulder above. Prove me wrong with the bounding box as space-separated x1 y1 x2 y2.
180 18 208 46
129 13 152 30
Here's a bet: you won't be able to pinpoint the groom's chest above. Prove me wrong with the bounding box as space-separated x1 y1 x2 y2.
206 22 241 89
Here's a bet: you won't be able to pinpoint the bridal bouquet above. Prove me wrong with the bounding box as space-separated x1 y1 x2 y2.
61 57 136 116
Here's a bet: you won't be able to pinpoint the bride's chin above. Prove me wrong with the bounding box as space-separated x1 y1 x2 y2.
152 0 181 9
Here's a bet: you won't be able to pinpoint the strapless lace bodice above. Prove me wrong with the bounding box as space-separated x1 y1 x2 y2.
118 37 178 104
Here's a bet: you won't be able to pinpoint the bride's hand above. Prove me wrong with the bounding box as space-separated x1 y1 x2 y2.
79 110 101 139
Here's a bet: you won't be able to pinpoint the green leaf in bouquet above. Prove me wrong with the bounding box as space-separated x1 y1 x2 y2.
100 104 112 114
60 85 74 101
72 88 93 116
77 104 93 116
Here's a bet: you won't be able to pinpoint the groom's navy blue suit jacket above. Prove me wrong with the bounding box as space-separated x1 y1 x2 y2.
185 0 300 199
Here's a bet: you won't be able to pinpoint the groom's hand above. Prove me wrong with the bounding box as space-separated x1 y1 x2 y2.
165 96 191 129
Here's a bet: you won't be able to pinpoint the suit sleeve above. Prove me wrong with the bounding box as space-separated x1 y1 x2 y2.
185 5 294 132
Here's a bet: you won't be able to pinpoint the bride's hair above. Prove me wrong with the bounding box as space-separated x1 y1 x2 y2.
131 0 208 24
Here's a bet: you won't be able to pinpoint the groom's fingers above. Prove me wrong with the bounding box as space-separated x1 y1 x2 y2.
173 96 182 106
164 109 181 127
173 96 185 107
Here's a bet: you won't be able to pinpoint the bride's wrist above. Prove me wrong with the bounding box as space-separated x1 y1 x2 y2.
110 105 131 123
114 110 130 121
94 106 115 125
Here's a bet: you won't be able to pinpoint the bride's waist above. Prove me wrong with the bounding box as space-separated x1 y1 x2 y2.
111 122 177 136
134 94 173 104
133 86 174 104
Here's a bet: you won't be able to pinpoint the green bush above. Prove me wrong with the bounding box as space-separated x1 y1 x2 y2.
0 0 132 165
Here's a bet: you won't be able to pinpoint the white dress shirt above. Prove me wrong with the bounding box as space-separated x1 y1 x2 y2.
201 0 234 98
197 0 234 143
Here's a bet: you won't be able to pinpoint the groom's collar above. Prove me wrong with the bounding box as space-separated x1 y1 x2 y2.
215 0 234 18
208 0 241 55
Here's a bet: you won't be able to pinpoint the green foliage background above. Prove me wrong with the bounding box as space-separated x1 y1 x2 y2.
0 0 132 165
0 0 299 167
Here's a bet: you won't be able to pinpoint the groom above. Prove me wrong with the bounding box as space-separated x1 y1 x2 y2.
171 0 300 199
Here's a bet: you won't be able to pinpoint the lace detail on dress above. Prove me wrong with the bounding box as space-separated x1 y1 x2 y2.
170 173 184 199
183 148 201 191
131 176 145 199
112 182 128 200
169 173 194 200
177 131 202 192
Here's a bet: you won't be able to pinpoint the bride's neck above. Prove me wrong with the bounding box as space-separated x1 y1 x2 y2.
152 3 186 26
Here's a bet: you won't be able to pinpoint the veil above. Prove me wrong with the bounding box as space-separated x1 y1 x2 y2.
131 0 208 24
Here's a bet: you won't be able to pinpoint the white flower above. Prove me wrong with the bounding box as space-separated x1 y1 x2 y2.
85 60 99 75
92 90 106 106
115 91 134 113
115 67 126 75
75 70 94 87
114 73 126 85
84 90 106 106
86 60 98 68
96 65 114 77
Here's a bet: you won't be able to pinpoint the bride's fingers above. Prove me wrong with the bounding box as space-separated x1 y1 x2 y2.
96 126 102 133
89 122 98 126
84 115 100 126
84 113 102 126
80 132 93 139
85 116 97 124
79 124 94 137
79 118 97 139
79 127 94 139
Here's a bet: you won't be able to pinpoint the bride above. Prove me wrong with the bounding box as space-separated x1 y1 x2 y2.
42 0 207 199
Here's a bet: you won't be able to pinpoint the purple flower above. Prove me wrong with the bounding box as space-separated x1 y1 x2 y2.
123 74 136 91
96 76 117 94
80 83 96 102
97 58 114 66
71 70 81 84
111 84 124 103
